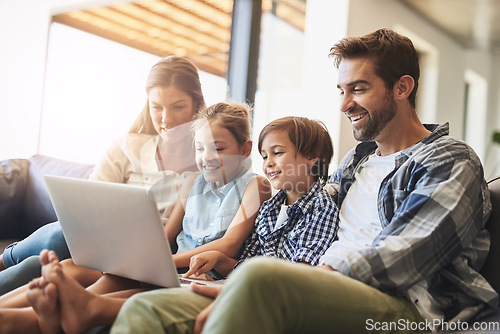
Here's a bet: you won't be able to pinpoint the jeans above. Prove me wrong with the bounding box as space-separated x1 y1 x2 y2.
0 221 71 294
0 256 41 296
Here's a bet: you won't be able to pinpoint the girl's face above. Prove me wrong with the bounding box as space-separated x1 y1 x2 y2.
260 130 317 204
195 122 251 188
148 85 197 138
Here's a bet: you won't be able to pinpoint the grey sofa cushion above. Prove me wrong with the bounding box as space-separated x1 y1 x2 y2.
0 158 30 238
21 155 94 237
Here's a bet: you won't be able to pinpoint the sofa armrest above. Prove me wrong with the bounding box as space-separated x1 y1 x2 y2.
21 155 94 237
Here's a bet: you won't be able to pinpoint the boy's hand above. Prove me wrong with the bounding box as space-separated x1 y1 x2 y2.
183 251 223 278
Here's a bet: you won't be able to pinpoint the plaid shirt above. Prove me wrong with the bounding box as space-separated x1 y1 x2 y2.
320 123 499 321
238 181 338 266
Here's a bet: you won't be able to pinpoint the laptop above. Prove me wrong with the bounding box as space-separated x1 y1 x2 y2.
44 175 224 288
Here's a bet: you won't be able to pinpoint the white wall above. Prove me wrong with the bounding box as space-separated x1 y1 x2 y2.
0 0 133 161
335 0 498 176
0 0 51 160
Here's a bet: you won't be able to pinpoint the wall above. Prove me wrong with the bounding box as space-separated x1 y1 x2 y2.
331 0 498 176
1 0 499 177
346 0 466 132
0 0 132 161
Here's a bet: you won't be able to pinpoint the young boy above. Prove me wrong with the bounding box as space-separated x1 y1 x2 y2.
183 115 339 278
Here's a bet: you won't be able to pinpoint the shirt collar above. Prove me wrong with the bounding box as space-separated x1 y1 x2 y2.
267 181 323 216
353 123 448 160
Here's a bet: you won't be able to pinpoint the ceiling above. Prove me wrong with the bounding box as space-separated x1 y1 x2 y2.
53 0 306 78
399 0 500 54
52 0 500 79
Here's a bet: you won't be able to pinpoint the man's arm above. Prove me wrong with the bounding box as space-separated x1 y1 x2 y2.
321 155 489 293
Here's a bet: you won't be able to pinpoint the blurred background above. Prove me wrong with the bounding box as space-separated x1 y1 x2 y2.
1 0 499 178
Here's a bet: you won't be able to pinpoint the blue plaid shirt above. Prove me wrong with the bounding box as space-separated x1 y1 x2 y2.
320 123 498 321
238 181 339 266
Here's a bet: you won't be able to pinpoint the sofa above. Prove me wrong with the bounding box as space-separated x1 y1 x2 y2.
0 154 94 239
0 154 499 332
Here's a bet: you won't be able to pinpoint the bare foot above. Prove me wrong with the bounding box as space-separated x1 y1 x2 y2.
40 250 101 334
40 249 63 283
26 277 61 334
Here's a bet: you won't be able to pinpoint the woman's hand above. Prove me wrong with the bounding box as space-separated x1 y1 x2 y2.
183 251 224 278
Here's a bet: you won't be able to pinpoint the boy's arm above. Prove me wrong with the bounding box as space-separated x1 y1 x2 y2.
173 175 271 268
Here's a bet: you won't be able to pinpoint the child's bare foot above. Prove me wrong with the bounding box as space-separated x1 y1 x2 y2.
39 249 63 283
26 277 61 334
40 250 101 334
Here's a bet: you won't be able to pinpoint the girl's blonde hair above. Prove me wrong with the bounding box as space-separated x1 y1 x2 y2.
129 56 206 134
258 117 333 183
192 102 252 146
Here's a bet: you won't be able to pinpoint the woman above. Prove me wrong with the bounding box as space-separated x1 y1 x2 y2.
0 56 205 295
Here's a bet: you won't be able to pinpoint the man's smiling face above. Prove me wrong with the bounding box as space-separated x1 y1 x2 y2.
337 58 397 142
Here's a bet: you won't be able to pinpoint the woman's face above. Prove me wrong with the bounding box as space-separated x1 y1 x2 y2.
148 85 197 137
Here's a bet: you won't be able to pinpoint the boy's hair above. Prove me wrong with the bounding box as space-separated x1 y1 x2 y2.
258 116 333 183
193 102 252 146
329 28 420 108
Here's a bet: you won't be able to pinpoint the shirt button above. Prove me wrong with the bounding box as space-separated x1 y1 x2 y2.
197 238 202 243
209 223 214 227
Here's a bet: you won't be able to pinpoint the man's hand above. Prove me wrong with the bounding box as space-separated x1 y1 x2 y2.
191 283 224 334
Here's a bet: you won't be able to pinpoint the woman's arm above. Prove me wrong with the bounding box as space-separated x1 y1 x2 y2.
173 175 271 268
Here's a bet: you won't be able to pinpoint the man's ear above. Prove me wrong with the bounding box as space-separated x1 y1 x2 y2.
241 140 253 158
394 75 415 101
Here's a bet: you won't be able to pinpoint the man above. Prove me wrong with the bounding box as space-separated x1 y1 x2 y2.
112 28 498 333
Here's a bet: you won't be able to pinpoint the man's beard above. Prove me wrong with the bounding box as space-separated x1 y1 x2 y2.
352 93 397 142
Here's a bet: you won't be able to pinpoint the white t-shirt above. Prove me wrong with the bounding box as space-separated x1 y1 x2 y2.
324 151 445 322
333 152 397 253
274 204 289 232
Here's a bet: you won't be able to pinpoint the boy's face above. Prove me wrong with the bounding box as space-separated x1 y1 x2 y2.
260 130 315 202
337 57 397 142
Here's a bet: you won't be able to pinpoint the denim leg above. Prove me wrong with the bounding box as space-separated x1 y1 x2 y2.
2 221 70 267
0 255 41 296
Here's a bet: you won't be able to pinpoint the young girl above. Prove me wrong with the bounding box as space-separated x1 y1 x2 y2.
0 102 271 334
184 116 339 278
